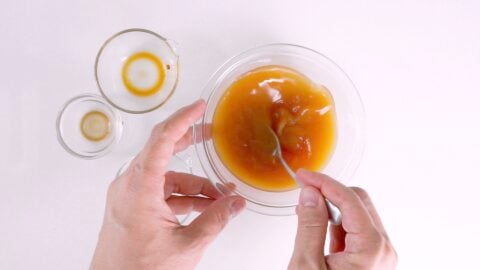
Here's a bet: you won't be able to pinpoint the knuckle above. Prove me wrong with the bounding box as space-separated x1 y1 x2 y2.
141 157 156 174
107 179 119 198
298 209 328 228
300 220 325 229
211 210 229 228
376 232 387 246
371 233 397 261
350 186 369 200
132 160 143 175
123 159 141 177
139 152 163 175
184 233 209 252
106 188 128 226
385 243 398 264
198 211 229 239
121 162 143 192
161 119 173 134
188 210 229 244
368 230 386 254
151 121 170 140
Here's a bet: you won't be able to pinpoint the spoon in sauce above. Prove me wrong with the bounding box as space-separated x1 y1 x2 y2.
266 126 342 225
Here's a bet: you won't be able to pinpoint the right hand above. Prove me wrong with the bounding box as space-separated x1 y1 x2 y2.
288 169 397 270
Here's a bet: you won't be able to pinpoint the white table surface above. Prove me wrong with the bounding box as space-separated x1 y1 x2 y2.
1 1 480 269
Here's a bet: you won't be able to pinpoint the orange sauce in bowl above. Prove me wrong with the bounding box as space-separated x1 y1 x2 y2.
212 66 336 191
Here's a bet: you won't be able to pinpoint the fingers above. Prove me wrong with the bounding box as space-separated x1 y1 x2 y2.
296 169 376 235
138 100 206 179
173 126 195 153
164 171 224 199
329 224 346 253
173 123 213 153
327 189 398 270
202 123 212 141
166 195 215 215
215 182 236 196
289 186 329 269
184 196 245 245
351 187 388 237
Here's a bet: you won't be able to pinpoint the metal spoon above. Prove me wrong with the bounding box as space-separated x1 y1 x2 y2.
267 127 342 225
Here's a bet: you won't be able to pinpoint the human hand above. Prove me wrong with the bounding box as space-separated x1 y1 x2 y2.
90 100 246 270
288 169 397 270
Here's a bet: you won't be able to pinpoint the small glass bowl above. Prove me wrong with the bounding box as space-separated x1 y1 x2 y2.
194 44 365 216
95 28 179 114
116 155 193 224
56 94 123 159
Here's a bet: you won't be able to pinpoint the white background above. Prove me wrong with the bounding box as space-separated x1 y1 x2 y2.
1 1 479 269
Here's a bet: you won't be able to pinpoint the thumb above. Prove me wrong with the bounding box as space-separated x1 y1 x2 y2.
186 195 245 245
289 186 328 269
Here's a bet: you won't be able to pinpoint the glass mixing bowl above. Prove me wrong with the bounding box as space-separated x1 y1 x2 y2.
95 28 179 114
194 44 365 216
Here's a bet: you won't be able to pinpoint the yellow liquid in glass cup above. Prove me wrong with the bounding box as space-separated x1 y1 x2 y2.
121 51 166 97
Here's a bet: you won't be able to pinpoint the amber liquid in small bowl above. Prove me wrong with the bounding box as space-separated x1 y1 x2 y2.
212 65 336 192
80 111 111 142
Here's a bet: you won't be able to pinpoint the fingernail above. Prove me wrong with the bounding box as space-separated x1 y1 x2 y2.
193 99 206 106
216 182 234 196
230 197 245 218
299 186 319 207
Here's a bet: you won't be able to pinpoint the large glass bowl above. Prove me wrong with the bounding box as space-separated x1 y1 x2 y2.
194 44 365 216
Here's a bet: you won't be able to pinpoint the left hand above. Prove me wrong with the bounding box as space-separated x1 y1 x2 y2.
90 100 246 270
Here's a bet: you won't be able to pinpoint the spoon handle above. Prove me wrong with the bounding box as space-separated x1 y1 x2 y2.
325 200 342 225
277 153 297 179
268 126 342 224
